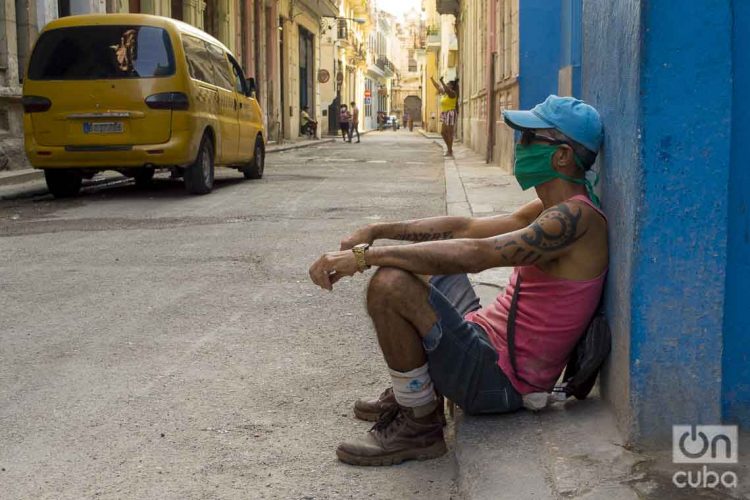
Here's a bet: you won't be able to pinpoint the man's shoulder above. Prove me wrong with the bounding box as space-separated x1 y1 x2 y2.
562 198 607 226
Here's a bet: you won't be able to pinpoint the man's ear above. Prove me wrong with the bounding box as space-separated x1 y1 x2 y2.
552 145 577 174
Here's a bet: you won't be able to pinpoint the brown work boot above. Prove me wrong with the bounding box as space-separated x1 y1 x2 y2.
336 401 447 466
354 388 448 425
353 387 398 422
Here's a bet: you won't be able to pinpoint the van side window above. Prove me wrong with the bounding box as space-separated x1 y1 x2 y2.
228 56 247 95
182 35 214 85
206 43 233 91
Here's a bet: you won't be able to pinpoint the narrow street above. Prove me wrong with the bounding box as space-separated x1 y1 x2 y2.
0 131 457 499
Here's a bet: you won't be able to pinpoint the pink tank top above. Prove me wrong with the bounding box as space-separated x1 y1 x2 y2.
464 195 607 394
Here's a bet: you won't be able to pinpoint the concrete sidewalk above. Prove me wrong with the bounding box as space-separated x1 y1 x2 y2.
423 135 750 500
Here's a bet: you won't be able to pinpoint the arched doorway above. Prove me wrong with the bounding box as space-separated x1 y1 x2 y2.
404 95 422 126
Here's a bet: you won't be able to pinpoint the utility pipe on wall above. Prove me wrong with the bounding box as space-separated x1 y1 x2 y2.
486 0 497 163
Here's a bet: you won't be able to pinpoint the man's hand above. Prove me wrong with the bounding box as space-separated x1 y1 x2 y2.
309 249 360 291
339 226 374 251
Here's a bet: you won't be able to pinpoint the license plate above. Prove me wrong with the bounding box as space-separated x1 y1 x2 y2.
83 122 124 134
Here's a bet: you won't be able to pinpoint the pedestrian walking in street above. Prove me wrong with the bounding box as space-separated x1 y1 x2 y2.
430 76 459 156
339 104 352 142
403 112 410 132
350 102 361 143
309 95 607 466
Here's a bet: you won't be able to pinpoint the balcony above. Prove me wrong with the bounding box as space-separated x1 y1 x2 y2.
376 56 396 76
299 0 338 18
413 32 426 50
436 0 459 16
337 20 360 49
426 26 440 47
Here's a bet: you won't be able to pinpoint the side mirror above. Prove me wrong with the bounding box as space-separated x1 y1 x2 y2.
246 77 257 99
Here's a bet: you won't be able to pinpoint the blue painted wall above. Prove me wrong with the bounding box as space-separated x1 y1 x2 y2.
583 0 735 442
634 0 731 439
723 0 750 424
518 0 561 109
559 0 582 97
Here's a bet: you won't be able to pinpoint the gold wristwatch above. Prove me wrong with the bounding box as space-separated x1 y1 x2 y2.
352 243 371 272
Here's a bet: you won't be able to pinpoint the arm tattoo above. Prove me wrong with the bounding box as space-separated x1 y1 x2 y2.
494 203 585 264
394 229 454 242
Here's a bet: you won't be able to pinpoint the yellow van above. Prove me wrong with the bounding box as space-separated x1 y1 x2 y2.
22 14 265 197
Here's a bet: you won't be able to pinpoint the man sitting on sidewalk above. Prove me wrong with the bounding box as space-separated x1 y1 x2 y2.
309 96 607 466
300 106 317 138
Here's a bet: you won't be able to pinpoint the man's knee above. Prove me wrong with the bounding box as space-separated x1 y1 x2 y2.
366 267 415 311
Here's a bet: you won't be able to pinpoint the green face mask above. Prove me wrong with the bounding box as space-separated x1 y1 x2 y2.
513 144 600 206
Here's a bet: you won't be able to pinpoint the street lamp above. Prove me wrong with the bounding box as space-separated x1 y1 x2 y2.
320 15 366 35
322 16 367 24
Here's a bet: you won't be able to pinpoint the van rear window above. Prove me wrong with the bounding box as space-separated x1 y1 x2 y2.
27 26 175 80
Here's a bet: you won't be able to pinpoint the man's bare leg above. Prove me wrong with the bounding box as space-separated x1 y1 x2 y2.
337 267 446 466
366 267 436 371
445 124 454 156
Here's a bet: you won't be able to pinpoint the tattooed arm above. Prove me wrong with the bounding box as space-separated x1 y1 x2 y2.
312 202 586 290
339 199 543 250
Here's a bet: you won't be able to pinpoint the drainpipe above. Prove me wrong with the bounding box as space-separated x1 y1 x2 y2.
485 0 497 163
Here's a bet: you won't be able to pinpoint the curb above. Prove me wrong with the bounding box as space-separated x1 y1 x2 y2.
419 130 472 218
417 128 442 140
267 138 334 153
0 172 129 200
0 169 43 187
444 156 472 217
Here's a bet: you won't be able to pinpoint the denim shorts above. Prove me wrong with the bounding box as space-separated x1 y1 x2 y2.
423 274 523 415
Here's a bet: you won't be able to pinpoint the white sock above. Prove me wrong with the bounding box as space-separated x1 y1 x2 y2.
389 363 436 408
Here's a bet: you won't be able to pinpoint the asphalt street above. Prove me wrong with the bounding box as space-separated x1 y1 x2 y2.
0 131 457 499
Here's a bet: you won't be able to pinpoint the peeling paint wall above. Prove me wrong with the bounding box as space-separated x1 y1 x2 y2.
723 0 750 425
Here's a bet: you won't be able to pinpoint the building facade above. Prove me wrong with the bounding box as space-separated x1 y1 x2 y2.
318 0 371 135
364 9 396 130
419 0 457 134
275 0 337 141
390 7 422 127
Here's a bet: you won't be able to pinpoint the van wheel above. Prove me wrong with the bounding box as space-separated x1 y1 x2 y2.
134 167 155 188
184 135 214 194
243 137 265 179
44 169 82 198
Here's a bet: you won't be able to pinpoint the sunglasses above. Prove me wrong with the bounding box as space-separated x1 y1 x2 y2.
519 130 573 147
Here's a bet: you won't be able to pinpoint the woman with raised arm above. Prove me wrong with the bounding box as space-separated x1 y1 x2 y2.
430 76 459 157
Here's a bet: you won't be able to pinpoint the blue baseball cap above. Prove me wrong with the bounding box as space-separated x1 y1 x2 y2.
503 95 603 152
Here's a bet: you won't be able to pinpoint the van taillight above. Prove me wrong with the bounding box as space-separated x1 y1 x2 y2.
145 92 189 110
22 96 52 113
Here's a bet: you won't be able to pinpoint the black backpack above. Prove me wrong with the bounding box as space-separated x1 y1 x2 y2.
506 272 611 400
